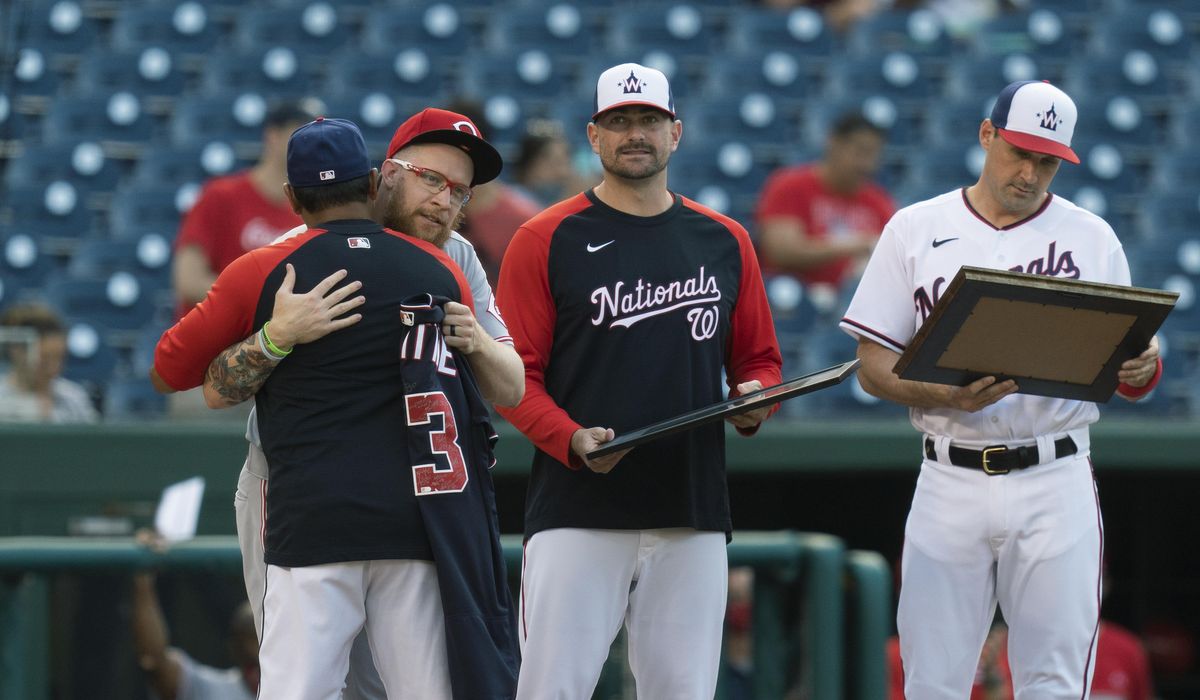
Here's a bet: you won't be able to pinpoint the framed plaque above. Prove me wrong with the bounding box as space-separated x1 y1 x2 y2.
894 266 1177 402
586 359 860 459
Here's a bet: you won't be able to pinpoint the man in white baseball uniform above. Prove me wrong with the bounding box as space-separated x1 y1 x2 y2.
840 80 1162 699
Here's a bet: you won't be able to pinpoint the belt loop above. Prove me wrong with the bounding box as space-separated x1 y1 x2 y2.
1035 434 1054 465
934 435 952 465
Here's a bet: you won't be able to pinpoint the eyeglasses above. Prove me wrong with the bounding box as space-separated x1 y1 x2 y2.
388 158 472 206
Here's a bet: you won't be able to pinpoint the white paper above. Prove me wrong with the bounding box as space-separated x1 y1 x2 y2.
154 476 206 542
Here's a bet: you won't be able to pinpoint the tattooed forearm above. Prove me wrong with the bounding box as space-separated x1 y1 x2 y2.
203 332 282 407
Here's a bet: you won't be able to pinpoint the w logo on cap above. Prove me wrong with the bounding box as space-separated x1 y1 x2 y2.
1038 104 1061 131
619 70 645 94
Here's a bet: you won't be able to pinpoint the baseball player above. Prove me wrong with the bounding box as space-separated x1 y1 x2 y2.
496 63 783 698
840 80 1162 699
210 109 521 700
151 116 519 698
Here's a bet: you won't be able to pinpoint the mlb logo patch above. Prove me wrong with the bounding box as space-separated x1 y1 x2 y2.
400 310 415 326
348 237 371 249
319 170 335 181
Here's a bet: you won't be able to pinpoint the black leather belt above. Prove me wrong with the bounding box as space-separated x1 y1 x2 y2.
924 437 1077 475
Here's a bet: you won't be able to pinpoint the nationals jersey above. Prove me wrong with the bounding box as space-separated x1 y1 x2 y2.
154 219 474 566
841 189 1131 444
497 190 782 537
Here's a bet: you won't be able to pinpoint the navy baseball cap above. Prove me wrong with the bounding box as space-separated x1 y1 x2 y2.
286 117 373 187
989 80 1079 164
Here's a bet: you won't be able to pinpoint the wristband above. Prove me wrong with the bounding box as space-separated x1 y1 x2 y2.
261 321 293 358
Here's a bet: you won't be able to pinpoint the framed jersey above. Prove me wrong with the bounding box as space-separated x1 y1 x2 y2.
895 266 1178 402
587 359 860 459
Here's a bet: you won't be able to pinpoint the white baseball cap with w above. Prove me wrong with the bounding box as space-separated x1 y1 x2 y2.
990 80 1079 164
592 62 676 120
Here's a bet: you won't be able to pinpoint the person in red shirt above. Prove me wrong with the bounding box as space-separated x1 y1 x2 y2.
172 99 318 318
755 112 895 290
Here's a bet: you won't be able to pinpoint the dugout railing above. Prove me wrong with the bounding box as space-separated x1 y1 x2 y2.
0 531 890 700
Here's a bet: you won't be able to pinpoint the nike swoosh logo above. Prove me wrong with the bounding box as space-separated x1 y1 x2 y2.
586 241 615 253
932 238 959 248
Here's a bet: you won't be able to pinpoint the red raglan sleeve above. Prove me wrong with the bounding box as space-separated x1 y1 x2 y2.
494 223 583 469
152 249 268 391
726 223 784 434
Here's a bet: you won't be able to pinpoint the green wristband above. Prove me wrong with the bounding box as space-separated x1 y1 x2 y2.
261 321 293 357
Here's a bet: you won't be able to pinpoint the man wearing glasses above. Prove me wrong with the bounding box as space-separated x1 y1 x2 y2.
154 112 523 699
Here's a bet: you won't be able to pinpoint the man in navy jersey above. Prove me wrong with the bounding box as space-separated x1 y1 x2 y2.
497 63 784 698
152 117 517 698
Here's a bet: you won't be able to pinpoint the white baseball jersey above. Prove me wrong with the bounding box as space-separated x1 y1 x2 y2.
840 189 1131 445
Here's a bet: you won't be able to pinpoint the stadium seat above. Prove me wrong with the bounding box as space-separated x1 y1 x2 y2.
903 143 986 193
727 7 838 59
1069 51 1178 111
202 47 324 99
923 97 992 148
703 52 818 107
10 0 100 60
1139 190 1200 241
41 93 155 146
74 49 187 101
1049 143 1145 212
318 91 404 155
361 5 476 55
323 49 448 104
0 233 55 292
59 319 119 389
67 235 173 293
1070 96 1169 163
805 95 924 154
130 143 245 188
461 50 575 103
486 3 603 55
1152 146 1200 194
8 47 61 100
170 93 276 148
607 3 723 61
847 8 955 61
687 95 794 151
232 4 353 55
0 92 29 142
3 141 122 194
2 182 95 242
108 185 197 238
1090 8 1194 67
943 53 1054 103
103 377 167 421
109 2 224 56
44 273 158 334
827 52 941 106
974 9 1083 65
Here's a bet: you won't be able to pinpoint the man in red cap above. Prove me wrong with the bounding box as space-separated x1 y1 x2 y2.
153 114 521 699
841 80 1162 699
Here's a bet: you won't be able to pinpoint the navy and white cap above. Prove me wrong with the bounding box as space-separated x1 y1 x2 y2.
286 116 373 187
989 80 1079 164
593 62 675 120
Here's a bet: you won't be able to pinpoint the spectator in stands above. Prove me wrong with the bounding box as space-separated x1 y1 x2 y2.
171 98 318 318
755 112 895 292
511 119 595 209
448 99 541 285
168 99 317 420
0 302 97 423
132 571 258 700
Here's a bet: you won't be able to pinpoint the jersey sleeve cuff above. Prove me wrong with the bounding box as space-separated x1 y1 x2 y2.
839 318 907 354
1116 357 1162 399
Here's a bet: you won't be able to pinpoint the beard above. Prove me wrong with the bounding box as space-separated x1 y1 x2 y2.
600 141 669 180
378 179 453 248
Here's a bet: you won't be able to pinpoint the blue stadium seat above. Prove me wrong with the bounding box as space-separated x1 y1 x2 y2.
109 2 224 56
0 93 29 142
2 182 95 242
486 3 603 55
1138 190 1200 241
668 141 772 204
973 9 1083 65
3 141 122 193
805 95 924 154
361 5 476 55
170 93 275 148
44 273 158 334
827 52 941 106
59 319 119 389
923 97 992 148
1049 143 1146 208
10 0 100 60
461 50 576 103
103 377 167 421
1072 96 1169 160
847 8 955 61
903 143 986 193
1152 146 1200 193
323 49 449 103
318 91 403 156
41 93 155 146
703 52 818 107
686 95 794 150
1069 51 1179 111
1090 8 1194 67
74 48 187 101
202 47 324 99
607 3 723 61
67 235 173 293
8 47 61 100
130 143 244 188
943 53 1056 103
232 4 353 55
727 7 838 59
108 185 196 238
0 233 55 293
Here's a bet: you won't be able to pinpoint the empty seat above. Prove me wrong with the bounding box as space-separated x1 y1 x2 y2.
1069 51 1179 110
608 3 723 61
0 233 55 291
2 181 95 242
703 52 819 105
41 93 155 146
232 4 353 55
3 140 121 193
974 9 1083 64
59 319 119 388
103 377 167 421
1152 147 1200 193
848 8 955 60
486 3 602 54
727 7 838 58
805 95 924 153
110 2 224 56
11 0 100 60
462 50 575 102
943 53 1053 103
108 185 197 237
170 93 278 148
1090 8 1194 66
318 91 404 154
67 235 173 291
1139 190 1200 240
904 143 987 192
202 47 324 98
44 273 157 334
323 49 449 103
74 48 187 101
361 5 476 55
827 52 940 106
687 95 794 150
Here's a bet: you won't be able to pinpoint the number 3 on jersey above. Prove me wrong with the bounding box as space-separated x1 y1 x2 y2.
406 391 470 495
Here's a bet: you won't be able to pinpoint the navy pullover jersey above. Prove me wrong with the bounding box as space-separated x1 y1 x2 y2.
154 219 475 566
497 190 783 537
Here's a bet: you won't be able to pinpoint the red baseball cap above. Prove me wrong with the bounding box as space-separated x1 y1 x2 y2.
385 108 503 186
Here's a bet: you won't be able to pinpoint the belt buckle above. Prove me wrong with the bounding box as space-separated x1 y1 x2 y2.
981 446 1009 475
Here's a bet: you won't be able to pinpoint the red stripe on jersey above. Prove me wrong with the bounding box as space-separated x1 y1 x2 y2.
960 187 1055 231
